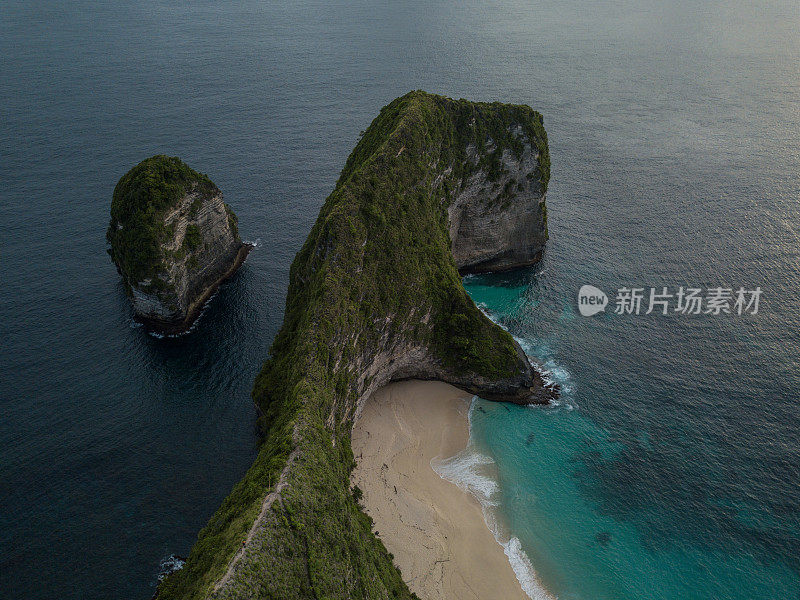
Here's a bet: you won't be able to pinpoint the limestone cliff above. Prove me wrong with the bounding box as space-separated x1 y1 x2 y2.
156 92 554 600
107 156 250 333
449 127 548 273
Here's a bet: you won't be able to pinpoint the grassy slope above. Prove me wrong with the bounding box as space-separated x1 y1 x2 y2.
156 91 549 600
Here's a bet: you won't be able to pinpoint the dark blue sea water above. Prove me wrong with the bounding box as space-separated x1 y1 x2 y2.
2 0 798 598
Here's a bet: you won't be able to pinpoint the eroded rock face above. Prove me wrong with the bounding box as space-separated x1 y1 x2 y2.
107 156 250 333
348 325 554 431
449 127 548 273
130 189 249 330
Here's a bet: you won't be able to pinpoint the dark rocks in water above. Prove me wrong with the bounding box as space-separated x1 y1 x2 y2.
158 555 186 580
595 532 612 547
152 555 186 599
525 432 536 445
107 155 251 334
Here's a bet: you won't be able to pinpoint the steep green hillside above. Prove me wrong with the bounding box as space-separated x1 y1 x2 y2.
156 91 550 599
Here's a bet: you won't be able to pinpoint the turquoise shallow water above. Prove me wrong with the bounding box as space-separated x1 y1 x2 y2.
464 268 800 599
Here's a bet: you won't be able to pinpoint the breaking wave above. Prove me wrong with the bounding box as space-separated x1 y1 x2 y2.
157 554 185 581
431 400 556 600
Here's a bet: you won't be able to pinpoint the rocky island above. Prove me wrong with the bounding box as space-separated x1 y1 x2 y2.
156 91 554 599
107 156 250 333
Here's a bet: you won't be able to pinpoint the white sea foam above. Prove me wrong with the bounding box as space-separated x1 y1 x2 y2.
446 298 565 597
432 443 499 506
431 399 557 600
475 302 509 329
157 554 185 581
502 537 554 600
507 332 576 410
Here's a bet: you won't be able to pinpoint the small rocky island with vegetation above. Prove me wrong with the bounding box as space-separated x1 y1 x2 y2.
107 155 250 333
155 91 555 599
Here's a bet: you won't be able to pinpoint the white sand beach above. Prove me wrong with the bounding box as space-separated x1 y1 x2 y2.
351 380 531 600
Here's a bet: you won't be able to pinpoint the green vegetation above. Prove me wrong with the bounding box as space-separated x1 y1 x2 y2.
224 204 239 239
106 155 217 286
157 91 549 600
184 224 202 251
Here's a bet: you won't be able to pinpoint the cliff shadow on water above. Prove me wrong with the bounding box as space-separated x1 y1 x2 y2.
156 91 555 600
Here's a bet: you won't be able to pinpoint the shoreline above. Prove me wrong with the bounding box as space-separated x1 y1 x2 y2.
351 380 538 600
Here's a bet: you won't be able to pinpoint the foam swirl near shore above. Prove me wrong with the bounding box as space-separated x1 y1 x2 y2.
432 399 556 600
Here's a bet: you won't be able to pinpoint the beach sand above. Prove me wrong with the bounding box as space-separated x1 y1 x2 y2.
351 380 530 600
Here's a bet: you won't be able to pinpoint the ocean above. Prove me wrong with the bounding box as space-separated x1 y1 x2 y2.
1 0 798 598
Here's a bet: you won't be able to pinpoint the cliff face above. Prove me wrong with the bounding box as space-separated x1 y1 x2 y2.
126 187 248 329
449 132 548 273
157 92 554 600
107 156 249 333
